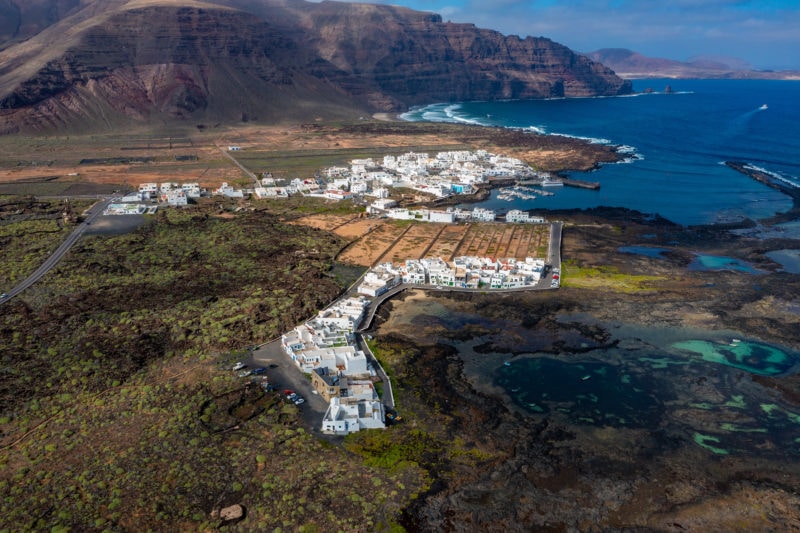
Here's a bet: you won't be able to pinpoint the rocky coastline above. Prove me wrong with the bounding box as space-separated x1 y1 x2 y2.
368 205 800 531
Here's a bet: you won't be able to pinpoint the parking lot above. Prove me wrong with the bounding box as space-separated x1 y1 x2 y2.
233 339 334 436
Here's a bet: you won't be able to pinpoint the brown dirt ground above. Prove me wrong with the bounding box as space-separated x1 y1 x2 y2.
320 218 552 267
0 122 614 191
289 213 359 232
333 218 380 240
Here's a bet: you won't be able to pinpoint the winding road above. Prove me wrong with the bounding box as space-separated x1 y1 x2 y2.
0 198 114 307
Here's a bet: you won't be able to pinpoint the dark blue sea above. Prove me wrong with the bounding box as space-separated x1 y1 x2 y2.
401 79 800 226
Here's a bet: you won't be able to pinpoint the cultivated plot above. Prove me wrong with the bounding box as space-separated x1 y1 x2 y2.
337 220 409 266
327 220 552 267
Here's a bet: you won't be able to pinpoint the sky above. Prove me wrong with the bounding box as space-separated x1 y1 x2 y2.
336 0 800 70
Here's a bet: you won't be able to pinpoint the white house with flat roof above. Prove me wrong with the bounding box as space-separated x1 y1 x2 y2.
507 210 545 224
358 266 401 297
321 397 385 435
290 345 368 375
138 183 158 198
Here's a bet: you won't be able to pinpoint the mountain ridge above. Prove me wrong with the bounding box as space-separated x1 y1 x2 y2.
0 0 632 133
585 48 800 80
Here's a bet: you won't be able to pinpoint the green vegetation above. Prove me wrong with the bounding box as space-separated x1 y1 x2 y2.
561 259 666 293
0 197 94 287
0 199 424 530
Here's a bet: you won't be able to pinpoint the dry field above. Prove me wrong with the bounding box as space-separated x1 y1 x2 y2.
379 222 444 264
0 120 613 195
0 124 467 191
296 214 552 267
336 220 409 266
453 224 549 259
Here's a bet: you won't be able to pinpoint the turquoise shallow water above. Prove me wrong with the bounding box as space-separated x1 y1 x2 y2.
672 339 793 376
486 329 800 455
403 79 800 225
687 254 760 273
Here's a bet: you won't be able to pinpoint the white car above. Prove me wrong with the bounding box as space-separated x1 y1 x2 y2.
232 362 246 371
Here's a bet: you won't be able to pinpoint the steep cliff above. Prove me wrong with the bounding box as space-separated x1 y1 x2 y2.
0 0 631 133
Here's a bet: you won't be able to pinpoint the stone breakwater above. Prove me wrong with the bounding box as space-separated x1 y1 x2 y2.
726 161 800 202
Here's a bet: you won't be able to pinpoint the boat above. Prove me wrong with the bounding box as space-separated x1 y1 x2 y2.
759 104 768 110
581 375 591 381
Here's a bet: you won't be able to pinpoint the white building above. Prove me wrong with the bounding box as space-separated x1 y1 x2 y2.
506 210 545 224
315 296 369 332
180 183 201 198
370 198 397 211
358 266 401 297
289 345 367 375
350 181 368 194
428 210 455 223
324 189 353 201
471 208 496 222
160 189 188 206
138 183 158 198
257 187 289 198
214 182 244 198
401 260 427 284
321 397 385 435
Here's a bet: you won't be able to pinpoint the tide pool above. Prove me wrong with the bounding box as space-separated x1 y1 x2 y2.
688 254 759 273
672 339 796 376
766 249 800 274
495 357 662 428
618 246 669 258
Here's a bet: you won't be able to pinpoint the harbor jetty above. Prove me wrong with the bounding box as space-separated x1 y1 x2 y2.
562 178 601 190
726 161 800 202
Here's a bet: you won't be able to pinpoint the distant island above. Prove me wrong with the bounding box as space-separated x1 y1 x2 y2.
585 48 800 80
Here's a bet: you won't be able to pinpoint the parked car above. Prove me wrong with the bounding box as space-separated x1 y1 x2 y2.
282 389 295 396
250 367 266 375
238 370 252 378
232 362 247 371
294 397 305 405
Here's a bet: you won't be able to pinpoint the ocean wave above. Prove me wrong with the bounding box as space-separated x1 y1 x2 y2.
404 102 643 165
552 132 612 145
401 103 494 127
744 164 800 188
523 125 547 135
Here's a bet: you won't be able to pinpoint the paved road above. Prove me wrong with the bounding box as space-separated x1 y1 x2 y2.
549 221 563 268
248 339 332 431
0 198 114 306
217 145 261 188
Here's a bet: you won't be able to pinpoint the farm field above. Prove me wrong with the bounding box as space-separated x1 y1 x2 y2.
293 215 553 267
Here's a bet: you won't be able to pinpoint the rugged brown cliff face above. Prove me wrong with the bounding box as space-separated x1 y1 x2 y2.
0 0 631 133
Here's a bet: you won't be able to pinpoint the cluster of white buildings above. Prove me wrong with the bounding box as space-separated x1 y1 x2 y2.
280 296 386 435
316 150 533 203
121 181 253 205
377 206 546 225
358 256 547 292
381 207 498 223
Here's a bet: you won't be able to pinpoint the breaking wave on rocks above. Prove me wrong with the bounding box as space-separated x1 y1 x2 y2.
401 79 799 226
